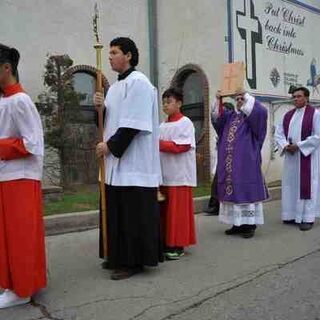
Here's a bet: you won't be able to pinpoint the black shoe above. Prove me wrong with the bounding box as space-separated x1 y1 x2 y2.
283 219 296 225
110 266 144 280
241 225 256 239
299 222 314 231
241 229 255 238
205 207 219 216
225 225 242 235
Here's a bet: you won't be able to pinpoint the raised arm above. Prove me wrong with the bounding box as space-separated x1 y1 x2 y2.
211 90 230 137
241 93 267 148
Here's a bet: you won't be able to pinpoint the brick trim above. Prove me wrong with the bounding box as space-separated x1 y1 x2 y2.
171 64 210 183
63 65 110 90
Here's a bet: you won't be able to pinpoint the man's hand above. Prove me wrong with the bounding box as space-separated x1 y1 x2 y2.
93 92 105 112
285 143 299 155
96 142 109 158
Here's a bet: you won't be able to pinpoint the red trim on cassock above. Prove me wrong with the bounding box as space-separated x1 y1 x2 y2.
0 138 30 160
160 186 196 247
2 83 24 97
160 140 191 153
167 112 184 122
0 180 47 297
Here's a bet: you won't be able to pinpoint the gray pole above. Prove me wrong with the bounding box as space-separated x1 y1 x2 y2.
147 0 158 88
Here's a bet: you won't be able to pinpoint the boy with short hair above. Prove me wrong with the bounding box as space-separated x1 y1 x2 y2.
159 87 197 260
0 44 46 308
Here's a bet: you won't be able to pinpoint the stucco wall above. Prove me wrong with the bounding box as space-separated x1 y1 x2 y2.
0 0 150 100
157 0 320 184
2 0 319 186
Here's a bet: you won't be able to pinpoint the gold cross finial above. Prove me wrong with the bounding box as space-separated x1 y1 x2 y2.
93 3 100 44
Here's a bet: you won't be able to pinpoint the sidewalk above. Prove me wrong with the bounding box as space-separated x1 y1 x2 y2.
44 186 281 235
2 198 320 320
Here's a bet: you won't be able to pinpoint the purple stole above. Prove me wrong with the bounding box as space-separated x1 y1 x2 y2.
283 105 315 199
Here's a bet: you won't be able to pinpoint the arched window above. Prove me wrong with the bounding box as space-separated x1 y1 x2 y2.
73 72 96 106
60 65 109 185
181 72 204 142
72 71 96 122
62 65 109 123
171 64 210 184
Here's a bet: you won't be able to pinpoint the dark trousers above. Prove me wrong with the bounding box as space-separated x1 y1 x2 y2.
208 171 220 209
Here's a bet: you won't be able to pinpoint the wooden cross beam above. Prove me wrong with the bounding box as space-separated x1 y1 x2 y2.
220 62 245 97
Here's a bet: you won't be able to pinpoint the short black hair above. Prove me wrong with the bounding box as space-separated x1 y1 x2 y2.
0 44 20 77
162 87 183 102
292 86 310 98
110 37 139 67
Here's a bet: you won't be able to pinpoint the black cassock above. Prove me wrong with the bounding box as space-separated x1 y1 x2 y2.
95 68 163 268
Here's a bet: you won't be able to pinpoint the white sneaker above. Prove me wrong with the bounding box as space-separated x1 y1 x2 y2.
0 290 30 309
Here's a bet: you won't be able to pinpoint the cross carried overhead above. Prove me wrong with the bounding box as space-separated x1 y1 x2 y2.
220 61 245 96
236 0 262 89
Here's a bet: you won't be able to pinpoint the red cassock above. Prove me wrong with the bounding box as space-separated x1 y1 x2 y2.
159 134 196 247
160 185 196 247
0 85 46 298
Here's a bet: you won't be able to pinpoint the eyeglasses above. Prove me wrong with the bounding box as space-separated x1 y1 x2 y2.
293 94 303 98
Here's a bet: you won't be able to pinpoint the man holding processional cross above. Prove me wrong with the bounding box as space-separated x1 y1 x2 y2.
211 62 268 238
94 36 163 280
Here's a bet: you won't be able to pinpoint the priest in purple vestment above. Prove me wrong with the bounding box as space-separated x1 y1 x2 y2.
211 89 268 238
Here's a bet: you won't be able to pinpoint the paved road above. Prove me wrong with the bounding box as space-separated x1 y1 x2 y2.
2 200 320 320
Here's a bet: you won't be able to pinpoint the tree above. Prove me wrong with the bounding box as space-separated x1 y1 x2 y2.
38 54 85 187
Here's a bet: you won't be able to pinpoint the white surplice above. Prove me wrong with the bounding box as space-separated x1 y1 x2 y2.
103 71 162 187
275 107 320 223
159 116 197 187
0 92 44 182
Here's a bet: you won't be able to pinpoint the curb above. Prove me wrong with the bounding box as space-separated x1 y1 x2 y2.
45 186 281 236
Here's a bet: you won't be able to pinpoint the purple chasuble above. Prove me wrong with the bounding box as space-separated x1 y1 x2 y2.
283 105 315 199
214 100 268 204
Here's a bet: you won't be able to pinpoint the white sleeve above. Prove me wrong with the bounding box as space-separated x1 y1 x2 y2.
211 100 219 124
11 95 44 156
274 121 289 156
118 78 154 132
172 119 196 148
240 92 255 116
297 110 320 157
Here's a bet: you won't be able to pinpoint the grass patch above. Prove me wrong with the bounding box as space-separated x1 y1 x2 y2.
193 183 211 198
44 185 99 216
44 183 211 216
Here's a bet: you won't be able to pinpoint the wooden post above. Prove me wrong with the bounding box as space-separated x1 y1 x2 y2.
93 4 107 258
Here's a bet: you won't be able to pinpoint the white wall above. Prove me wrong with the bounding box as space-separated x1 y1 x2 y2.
2 0 318 185
157 0 227 100
157 0 320 184
157 0 228 176
0 0 150 100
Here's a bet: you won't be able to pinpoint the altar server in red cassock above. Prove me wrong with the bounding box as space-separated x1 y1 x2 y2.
159 87 197 260
0 44 46 308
